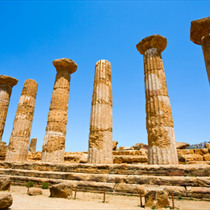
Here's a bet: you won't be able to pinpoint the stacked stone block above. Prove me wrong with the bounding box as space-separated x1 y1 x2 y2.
29 138 37 152
88 60 113 164
0 75 18 143
41 58 77 163
190 16 210 84
136 35 178 165
5 79 38 161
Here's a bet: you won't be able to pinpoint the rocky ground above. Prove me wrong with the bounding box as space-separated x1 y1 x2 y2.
6 186 210 210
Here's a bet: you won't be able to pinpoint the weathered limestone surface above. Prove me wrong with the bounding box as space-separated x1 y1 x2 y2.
0 177 10 191
190 16 210 84
88 60 113 164
5 79 38 162
176 142 190 149
136 35 178 165
1 162 210 198
112 141 118 150
29 138 37 152
0 142 7 161
1 162 210 176
0 75 18 143
0 192 13 209
28 188 42 196
144 187 170 209
50 183 74 198
42 58 77 163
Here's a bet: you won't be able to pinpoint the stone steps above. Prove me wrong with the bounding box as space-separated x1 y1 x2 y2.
1 168 210 187
1 173 210 198
1 162 210 198
1 162 210 176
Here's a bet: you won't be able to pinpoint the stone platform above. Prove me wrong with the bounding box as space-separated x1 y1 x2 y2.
1 162 210 199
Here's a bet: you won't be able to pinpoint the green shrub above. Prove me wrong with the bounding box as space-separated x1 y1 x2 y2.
151 206 155 209
26 181 34 188
178 194 182 200
190 196 193 200
42 182 49 189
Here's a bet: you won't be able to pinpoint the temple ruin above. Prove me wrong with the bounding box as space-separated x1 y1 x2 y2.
29 138 37 152
136 35 178 165
41 58 77 163
88 60 113 164
190 16 210 84
0 75 18 143
1 17 210 205
5 79 38 162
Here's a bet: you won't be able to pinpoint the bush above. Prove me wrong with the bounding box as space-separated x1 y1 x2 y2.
190 196 193 200
42 182 49 189
26 181 34 188
178 194 182 200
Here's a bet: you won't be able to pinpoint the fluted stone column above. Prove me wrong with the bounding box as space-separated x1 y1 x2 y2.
136 35 178 165
88 60 113 164
41 58 77 163
29 138 37 152
0 75 18 143
190 16 210 84
5 79 38 161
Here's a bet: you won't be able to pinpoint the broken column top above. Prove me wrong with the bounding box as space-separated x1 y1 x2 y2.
136 34 167 55
0 75 18 87
190 16 210 45
96 59 111 65
52 58 77 74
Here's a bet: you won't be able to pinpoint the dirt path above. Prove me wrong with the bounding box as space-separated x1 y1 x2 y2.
6 186 210 210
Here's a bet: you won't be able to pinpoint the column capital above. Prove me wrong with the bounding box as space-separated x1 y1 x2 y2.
136 34 167 55
190 16 210 45
52 58 77 74
0 75 18 87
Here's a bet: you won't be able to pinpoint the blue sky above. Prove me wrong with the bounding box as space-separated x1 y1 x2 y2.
0 1 210 152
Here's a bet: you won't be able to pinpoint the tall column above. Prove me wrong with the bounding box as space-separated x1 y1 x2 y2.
29 138 37 152
136 35 178 165
41 58 77 163
88 60 113 164
190 16 210 84
0 75 18 143
5 79 38 161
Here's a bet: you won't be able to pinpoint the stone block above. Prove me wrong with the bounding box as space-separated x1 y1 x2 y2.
176 142 190 149
28 188 42 196
194 148 208 155
79 154 88 163
0 177 10 191
144 187 170 209
50 183 75 198
0 192 13 209
160 185 187 197
187 187 210 198
133 143 148 150
204 154 210 161
112 141 118 150
206 143 210 149
179 149 194 155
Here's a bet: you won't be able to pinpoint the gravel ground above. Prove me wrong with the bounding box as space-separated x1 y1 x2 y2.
5 186 210 210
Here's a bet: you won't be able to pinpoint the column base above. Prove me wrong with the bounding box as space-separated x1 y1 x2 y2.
148 145 178 165
41 149 64 163
88 147 113 164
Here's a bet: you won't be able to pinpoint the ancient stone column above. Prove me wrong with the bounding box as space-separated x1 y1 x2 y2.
190 16 210 84
41 58 77 163
29 138 37 152
136 35 178 165
0 75 18 143
88 60 113 164
5 79 38 161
